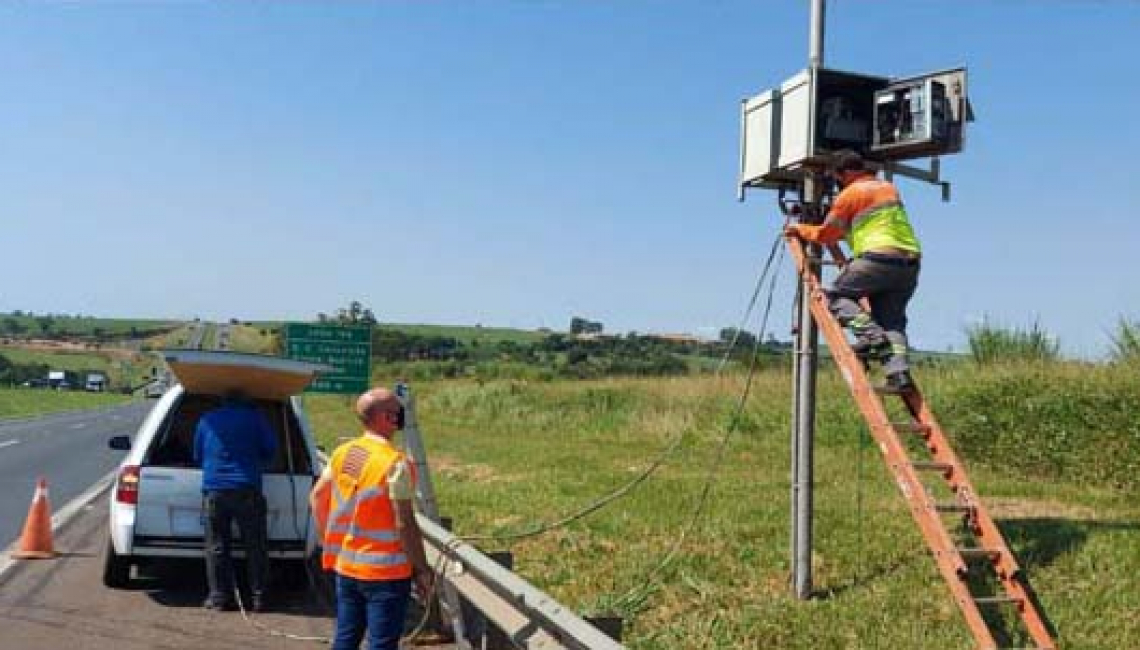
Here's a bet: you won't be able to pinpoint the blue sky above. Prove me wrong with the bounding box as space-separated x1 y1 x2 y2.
0 1 1136 357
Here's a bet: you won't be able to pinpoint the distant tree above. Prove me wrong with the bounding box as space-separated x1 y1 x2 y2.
36 316 54 336
317 313 329 323
2 318 19 336
719 327 757 349
361 308 377 325
570 317 603 335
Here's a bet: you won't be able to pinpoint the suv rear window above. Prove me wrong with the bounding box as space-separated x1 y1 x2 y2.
144 394 313 475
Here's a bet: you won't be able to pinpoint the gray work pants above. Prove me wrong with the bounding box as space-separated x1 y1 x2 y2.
825 256 920 375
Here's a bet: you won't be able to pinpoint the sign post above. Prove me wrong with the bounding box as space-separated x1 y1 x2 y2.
283 322 372 394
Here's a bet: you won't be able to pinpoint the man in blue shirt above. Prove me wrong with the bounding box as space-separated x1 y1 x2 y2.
193 390 277 612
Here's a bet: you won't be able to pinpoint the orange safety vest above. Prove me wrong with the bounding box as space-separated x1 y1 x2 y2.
829 176 921 257
321 435 413 581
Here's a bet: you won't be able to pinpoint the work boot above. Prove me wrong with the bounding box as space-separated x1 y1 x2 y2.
251 593 267 613
203 597 237 611
881 370 916 394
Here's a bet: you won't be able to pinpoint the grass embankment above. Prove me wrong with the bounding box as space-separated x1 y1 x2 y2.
228 325 278 354
304 363 1138 649
0 387 131 419
0 345 153 391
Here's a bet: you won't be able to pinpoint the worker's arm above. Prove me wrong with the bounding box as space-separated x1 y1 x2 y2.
786 215 849 245
389 458 431 598
309 472 332 537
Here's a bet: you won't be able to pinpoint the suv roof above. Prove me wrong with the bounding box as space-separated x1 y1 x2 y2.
162 350 330 400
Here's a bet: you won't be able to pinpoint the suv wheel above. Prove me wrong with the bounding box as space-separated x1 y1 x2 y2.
101 537 131 588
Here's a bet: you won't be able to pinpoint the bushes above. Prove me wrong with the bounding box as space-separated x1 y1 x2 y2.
938 362 1140 491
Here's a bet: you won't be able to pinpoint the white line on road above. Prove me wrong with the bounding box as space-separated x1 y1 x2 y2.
0 467 118 585
70 423 86 430
0 440 19 449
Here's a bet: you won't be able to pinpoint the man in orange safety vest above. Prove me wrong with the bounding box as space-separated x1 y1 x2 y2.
786 149 922 392
310 387 431 650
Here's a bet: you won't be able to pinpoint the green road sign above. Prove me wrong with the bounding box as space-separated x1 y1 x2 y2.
284 322 372 394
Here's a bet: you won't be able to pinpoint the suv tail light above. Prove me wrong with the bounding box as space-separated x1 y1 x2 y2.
115 465 141 505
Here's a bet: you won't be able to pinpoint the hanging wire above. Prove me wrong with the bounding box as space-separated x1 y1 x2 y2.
610 239 788 612
461 229 790 544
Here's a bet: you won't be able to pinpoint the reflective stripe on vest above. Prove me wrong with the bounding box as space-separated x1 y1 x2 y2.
320 437 412 581
847 202 921 257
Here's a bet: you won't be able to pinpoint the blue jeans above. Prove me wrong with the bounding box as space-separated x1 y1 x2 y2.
332 574 411 650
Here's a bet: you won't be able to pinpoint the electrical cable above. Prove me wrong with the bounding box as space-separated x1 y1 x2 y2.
460 230 788 545
717 233 786 372
610 236 787 612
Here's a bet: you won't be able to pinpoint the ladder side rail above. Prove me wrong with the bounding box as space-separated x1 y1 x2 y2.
901 394 1057 648
786 235 999 648
820 242 1053 649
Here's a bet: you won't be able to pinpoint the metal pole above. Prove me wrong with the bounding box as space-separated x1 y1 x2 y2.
394 382 472 650
808 0 826 69
792 0 825 601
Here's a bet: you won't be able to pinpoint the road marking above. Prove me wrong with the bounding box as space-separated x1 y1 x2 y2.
70 423 86 430
0 467 118 585
0 440 18 449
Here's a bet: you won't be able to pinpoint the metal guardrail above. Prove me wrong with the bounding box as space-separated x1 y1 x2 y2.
417 515 625 650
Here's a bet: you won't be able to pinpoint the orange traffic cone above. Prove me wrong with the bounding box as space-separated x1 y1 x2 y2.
11 477 57 559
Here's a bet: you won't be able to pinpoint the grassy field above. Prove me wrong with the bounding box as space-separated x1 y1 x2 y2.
0 313 177 339
0 387 131 419
228 324 278 354
0 346 116 373
382 322 548 345
305 363 1138 649
0 345 154 390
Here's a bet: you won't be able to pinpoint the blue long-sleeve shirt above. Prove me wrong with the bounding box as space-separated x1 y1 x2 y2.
193 401 278 492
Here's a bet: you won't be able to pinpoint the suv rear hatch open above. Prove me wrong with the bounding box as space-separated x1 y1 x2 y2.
132 351 329 558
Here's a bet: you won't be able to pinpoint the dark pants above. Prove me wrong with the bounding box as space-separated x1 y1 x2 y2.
332 575 412 650
203 488 268 605
825 255 920 375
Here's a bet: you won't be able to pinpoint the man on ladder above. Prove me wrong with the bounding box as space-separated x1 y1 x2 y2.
786 149 922 392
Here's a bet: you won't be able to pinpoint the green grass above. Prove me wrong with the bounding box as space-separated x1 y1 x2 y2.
304 364 1138 649
0 313 177 339
0 345 154 391
967 320 1060 364
0 346 115 372
1109 318 1140 364
380 322 547 345
0 387 131 418
228 324 278 354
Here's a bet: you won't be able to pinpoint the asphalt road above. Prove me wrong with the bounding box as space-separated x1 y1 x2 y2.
0 497 343 650
0 401 152 548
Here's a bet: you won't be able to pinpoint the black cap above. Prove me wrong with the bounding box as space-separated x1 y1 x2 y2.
832 149 866 174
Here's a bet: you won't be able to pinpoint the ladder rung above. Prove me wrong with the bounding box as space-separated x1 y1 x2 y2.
957 547 1001 561
891 421 931 434
935 502 973 513
913 461 953 472
974 595 1021 606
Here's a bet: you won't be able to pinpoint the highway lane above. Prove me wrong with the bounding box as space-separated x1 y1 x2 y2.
0 401 152 548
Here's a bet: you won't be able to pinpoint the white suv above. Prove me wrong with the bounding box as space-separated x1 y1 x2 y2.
103 350 327 588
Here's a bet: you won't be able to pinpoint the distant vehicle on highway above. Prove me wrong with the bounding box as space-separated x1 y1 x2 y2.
86 373 108 392
102 350 328 589
21 378 50 389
